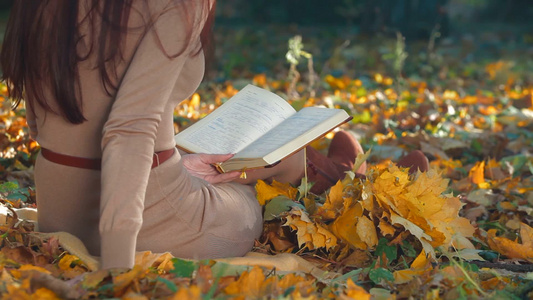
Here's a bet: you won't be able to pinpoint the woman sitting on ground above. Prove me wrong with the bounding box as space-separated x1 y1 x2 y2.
0 0 428 269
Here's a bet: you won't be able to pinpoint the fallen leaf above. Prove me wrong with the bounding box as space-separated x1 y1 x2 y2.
170 285 202 300
256 180 298 205
284 208 338 250
393 250 431 284
329 203 366 249
113 265 146 295
487 223 533 262
340 278 371 300
223 266 265 298
82 269 109 290
469 161 486 186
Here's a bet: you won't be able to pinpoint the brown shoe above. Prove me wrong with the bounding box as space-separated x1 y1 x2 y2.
328 130 367 175
306 131 366 194
306 146 342 195
397 150 429 174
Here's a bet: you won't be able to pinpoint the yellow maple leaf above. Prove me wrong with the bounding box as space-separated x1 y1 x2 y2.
487 223 533 263
285 208 338 250
316 181 345 220
404 169 448 217
390 212 435 258
329 203 366 249
430 194 476 249
369 166 475 256
255 180 297 205
373 166 411 213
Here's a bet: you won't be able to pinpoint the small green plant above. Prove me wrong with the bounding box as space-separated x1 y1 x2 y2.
286 35 317 100
382 32 408 92
0 181 32 203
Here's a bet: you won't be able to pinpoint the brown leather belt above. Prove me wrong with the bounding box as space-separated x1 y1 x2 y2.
40 148 175 170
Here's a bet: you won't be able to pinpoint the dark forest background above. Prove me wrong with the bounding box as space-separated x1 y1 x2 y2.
214 0 532 38
0 0 532 80
1 0 531 38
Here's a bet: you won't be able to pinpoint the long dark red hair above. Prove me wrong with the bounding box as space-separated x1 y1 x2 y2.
0 0 216 124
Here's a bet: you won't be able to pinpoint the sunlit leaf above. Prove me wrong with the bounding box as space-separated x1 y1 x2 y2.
284 207 338 250
341 278 371 300
255 180 297 206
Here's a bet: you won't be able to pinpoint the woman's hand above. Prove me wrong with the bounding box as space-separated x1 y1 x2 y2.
181 153 241 184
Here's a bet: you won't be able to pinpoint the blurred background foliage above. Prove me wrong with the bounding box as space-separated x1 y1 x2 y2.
214 0 532 37
0 0 532 82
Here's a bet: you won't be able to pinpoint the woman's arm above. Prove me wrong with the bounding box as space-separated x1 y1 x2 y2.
99 2 207 269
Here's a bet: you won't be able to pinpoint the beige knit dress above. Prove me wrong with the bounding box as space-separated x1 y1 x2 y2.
27 1 263 269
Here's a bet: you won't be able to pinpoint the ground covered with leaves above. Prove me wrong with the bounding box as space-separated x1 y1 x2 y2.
1 24 533 299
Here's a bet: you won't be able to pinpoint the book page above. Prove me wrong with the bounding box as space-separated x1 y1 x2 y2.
175 85 295 154
234 107 343 159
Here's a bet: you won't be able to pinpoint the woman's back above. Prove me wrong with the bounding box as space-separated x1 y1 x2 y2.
7 0 213 266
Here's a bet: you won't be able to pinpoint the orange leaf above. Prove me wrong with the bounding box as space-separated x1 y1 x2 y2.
58 254 80 271
487 223 533 262
223 266 265 297
378 219 396 237
469 161 486 185
170 285 202 300
393 250 431 284
285 208 338 250
341 278 370 300
330 203 366 249
316 181 345 220
32 288 61 300
255 180 297 205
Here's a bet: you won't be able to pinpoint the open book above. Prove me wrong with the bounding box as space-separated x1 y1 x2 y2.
174 85 352 173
